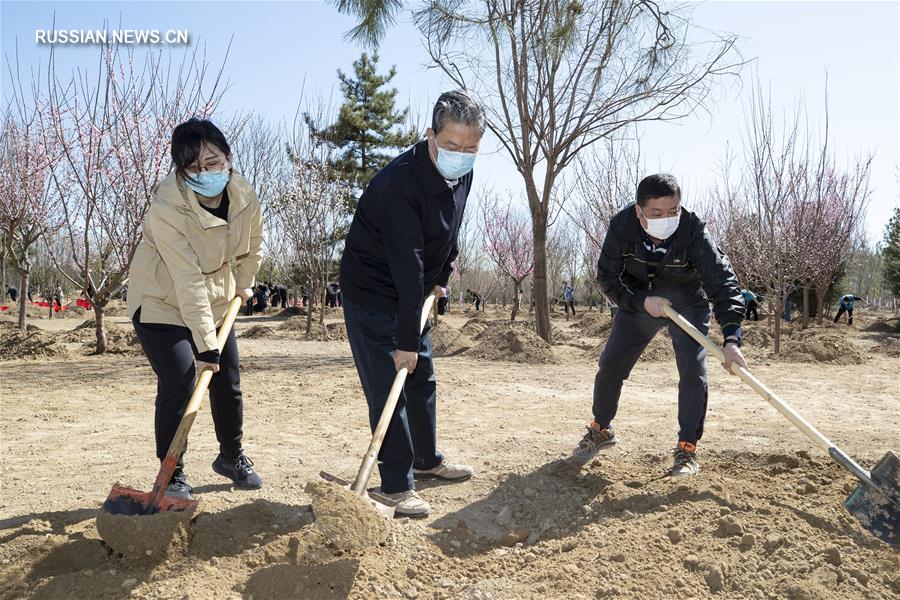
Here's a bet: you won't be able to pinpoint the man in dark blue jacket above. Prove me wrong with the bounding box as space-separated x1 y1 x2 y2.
340 90 484 517
572 174 748 477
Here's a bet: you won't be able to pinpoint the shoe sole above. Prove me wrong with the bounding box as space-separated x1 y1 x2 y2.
412 471 473 483
394 510 431 519
571 436 620 461
212 461 263 490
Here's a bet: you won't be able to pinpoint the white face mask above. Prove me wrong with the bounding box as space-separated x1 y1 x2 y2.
638 206 680 240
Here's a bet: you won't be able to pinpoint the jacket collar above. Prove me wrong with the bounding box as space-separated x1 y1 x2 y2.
619 202 693 250
409 140 454 196
156 170 252 229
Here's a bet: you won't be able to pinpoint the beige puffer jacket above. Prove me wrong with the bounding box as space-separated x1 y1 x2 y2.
127 169 263 354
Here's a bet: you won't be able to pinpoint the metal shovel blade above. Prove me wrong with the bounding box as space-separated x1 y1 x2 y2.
102 484 198 517
318 471 397 519
844 451 900 547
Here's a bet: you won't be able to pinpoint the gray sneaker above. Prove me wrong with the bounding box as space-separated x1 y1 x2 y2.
572 422 618 460
413 460 474 482
376 488 431 518
671 442 700 477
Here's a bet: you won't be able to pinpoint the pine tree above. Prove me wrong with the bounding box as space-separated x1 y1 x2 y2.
306 53 419 203
882 207 900 297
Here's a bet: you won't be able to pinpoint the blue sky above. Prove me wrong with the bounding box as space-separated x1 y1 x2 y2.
2 1 898 243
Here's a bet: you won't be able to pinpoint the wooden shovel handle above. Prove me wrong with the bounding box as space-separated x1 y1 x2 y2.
146 296 245 510
351 294 437 495
661 304 839 453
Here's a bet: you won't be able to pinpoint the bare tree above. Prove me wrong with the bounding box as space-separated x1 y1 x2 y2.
401 0 740 342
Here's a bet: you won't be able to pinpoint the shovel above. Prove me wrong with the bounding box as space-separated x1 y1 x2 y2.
101 296 244 518
663 304 899 547
319 294 438 519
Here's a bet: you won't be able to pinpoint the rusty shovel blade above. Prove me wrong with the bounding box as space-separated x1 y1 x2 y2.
102 484 198 517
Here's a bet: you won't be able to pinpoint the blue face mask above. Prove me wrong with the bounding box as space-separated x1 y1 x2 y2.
186 166 229 197
434 146 477 180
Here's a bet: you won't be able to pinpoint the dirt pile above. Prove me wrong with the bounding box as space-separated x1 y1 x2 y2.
873 337 900 357
0 321 71 361
430 322 469 355
239 325 279 339
277 306 307 318
280 319 348 341
779 329 865 365
460 317 489 338
862 318 900 334
306 481 391 553
62 320 143 355
95 509 190 559
468 322 558 364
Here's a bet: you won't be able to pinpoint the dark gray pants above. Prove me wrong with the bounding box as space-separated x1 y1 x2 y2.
343 298 443 493
592 293 711 444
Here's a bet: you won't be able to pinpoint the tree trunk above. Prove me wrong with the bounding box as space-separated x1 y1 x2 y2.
816 283 828 324
773 284 782 355
801 284 810 330
510 280 520 322
305 288 314 336
93 303 108 354
17 272 28 331
532 223 552 343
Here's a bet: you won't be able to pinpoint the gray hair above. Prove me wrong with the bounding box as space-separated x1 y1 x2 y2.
432 90 486 135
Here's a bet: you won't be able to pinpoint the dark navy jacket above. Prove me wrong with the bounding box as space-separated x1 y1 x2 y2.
340 140 472 351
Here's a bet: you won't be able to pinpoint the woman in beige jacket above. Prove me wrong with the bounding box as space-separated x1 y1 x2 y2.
127 118 263 500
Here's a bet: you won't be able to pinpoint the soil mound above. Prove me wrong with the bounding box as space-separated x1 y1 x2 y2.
780 330 865 365
306 481 391 553
863 318 900 334
280 319 348 341
277 306 307 318
430 322 469 355
95 509 190 558
0 321 71 361
460 317 489 338
102 301 129 317
240 325 279 339
873 337 900 357
63 321 143 355
468 322 558 364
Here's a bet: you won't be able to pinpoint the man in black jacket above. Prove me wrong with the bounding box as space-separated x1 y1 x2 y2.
340 90 484 517
572 174 748 477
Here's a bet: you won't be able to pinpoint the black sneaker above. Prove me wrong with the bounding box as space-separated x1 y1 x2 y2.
212 453 262 489
671 442 700 477
165 469 193 500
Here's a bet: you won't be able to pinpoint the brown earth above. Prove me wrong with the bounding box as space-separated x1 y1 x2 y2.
0 306 897 599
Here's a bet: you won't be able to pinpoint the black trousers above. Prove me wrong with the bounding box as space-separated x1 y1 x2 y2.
592 290 710 445
565 300 576 317
834 306 853 324
132 309 244 470
343 298 442 493
746 302 759 321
